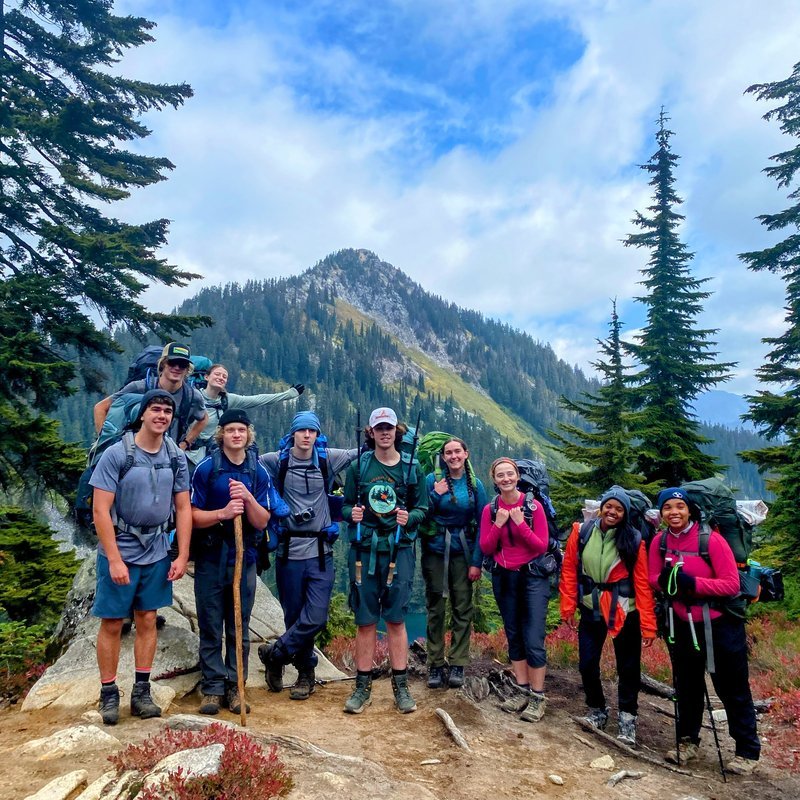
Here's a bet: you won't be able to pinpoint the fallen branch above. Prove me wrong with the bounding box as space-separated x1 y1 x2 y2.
435 708 471 751
640 674 674 699
572 733 597 749
607 769 644 787
571 717 700 777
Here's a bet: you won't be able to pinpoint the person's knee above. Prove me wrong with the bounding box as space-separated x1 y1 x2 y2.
133 610 158 632
99 618 125 636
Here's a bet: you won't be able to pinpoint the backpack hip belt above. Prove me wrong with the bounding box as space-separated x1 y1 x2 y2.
114 518 171 548
279 529 329 572
580 576 634 631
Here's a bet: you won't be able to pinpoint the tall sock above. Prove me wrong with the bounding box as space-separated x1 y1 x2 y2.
101 676 117 687
391 668 408 677
135 668 151 684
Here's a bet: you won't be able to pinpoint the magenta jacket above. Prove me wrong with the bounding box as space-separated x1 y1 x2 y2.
647 522 740 622
479 494 548 572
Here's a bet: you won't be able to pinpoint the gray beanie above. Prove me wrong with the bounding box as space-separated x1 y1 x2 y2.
599 486 631 517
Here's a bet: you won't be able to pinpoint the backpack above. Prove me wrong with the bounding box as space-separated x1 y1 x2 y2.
74 432 181 533
489 491 563 580
416 431 454 478
188 355 213 389
602 484 658 546
126 346 163 385
510 458 562 549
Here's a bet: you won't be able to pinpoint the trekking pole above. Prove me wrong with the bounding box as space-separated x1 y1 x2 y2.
355 410 363 586
704 679 727 781
387 411 421 587
233 514 247 727
664 557 681 765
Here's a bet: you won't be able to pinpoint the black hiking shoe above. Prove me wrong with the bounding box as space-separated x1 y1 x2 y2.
290 668 316 700
258 642 284 692
427 665 444 689
99 684 120 726
448 665 465 688
130 681 161 719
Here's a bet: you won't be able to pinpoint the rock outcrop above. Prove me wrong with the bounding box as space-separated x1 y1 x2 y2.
23 556 344 714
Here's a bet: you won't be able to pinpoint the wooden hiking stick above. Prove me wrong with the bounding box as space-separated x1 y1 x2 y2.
233 514 247 726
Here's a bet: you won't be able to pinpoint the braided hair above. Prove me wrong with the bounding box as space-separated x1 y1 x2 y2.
440 438 477 518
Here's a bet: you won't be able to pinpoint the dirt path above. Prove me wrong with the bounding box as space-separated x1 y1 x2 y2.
2 667 797 800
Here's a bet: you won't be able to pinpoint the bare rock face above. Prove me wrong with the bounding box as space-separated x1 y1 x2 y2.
141 743 225 793
23 555 344 714
22 770 88 800
18 724 121 760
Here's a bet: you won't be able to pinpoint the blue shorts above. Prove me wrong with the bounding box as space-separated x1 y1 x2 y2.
92 553 172 619
348 547 414 626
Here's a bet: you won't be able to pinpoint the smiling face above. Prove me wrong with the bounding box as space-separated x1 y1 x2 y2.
599 498 626 531
370 422 397 453
208 366 228 391
491 460 519 495
162 358 190 384
442 439 468 476
661 498 691 531
140 400 174 436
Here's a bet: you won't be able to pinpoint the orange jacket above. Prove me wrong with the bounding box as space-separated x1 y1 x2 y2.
559 521 657 639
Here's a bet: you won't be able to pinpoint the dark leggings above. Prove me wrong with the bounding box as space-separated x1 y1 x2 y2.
578 609 642 714
491 566 549 668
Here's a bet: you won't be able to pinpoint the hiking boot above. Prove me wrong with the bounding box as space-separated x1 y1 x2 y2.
448 665 465 688
391 673 417 714
519 691 547 723
726 755 759 776
344 674 372 714
500 686 531 713
290 668 316 701
258 642 284 692
224 686 250 715
199 694 222 715
99 684 120 726
581 706 609 731
617 711 637 746
130 681 161 719
427 665 444 689
665 738 700 764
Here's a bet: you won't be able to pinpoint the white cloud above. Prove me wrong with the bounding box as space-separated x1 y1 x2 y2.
114 0 798 395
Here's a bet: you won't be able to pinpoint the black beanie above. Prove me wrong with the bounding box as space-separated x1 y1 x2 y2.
218 408 251 428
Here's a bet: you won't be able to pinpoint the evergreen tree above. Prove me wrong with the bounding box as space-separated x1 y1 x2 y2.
623 111 734 486
0 0 208 491
551 301 654 519
740 61 800 570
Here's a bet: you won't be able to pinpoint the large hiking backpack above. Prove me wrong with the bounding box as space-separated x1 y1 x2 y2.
416 431 454 478
126 346 213 390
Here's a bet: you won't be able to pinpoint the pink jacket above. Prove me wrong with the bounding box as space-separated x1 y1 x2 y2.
647 522 740 622
480 494 548 571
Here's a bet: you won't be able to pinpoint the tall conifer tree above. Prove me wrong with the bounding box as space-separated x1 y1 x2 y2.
740 62 800 570
623 111 733 486
551 301 652 516
0 0 208 491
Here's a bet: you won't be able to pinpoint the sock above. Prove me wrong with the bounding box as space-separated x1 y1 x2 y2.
101 676 117 687
357 670 371 678
516 682 531 692
391 668 407 677
135 668 151 684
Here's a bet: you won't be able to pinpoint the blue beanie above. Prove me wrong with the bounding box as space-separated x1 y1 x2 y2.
599 486 631 517
657 487 690 511
289 411 322 435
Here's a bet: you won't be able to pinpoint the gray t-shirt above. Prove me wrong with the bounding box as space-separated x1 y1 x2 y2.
112 379 206 442
90 437 190 565
261 447 357 560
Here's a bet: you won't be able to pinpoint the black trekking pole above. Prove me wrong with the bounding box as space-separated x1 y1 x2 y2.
387 411 421 587
354 410 363 586
704 673 727 781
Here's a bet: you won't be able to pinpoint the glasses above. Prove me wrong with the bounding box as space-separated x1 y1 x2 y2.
166 359 189 369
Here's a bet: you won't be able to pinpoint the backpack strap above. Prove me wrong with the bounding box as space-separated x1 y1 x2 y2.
175 383 193 442
118 431 138 482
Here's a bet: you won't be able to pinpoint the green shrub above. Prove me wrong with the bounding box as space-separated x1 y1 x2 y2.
316 592 356 649
0 621 48 698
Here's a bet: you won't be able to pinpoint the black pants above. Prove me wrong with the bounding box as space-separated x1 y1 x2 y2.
578 609 641 715
670 612 760 760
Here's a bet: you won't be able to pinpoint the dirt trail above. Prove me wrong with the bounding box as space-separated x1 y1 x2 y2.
1 667 797 800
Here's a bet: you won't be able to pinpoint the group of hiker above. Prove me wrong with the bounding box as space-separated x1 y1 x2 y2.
85 342 760 778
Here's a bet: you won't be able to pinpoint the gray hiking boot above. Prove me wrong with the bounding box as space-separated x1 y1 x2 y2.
224 686 250 714
290 668 316 701
130 681 161 719
99 684 120 726
519 691 547 722
500 685 531 713
726 755 759 775
344 674 372 714
258 642 284 692
581 706 610 730
617 711 637 746
665 738 700 764
199 694 222 715
427 665 444 689
448 665 465 688
391 672 417 714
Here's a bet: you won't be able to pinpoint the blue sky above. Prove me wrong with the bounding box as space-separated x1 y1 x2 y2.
116 0 800 395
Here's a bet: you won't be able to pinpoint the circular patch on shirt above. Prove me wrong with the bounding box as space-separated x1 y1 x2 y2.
368 482 398 516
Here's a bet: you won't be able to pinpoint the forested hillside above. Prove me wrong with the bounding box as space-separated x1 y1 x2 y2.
54 248 770 500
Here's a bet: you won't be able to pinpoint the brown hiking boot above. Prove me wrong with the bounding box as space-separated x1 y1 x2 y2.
199 694 222 715
224 686 250 715
290 668 316 700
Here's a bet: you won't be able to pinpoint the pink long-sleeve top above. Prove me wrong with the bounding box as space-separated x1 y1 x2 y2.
479 494 549 571
647 521 740 622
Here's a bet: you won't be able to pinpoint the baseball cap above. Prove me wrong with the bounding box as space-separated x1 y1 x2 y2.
369 407 398 427
162 342 191 364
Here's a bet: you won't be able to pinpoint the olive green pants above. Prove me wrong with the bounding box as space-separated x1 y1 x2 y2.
422 550 474 667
